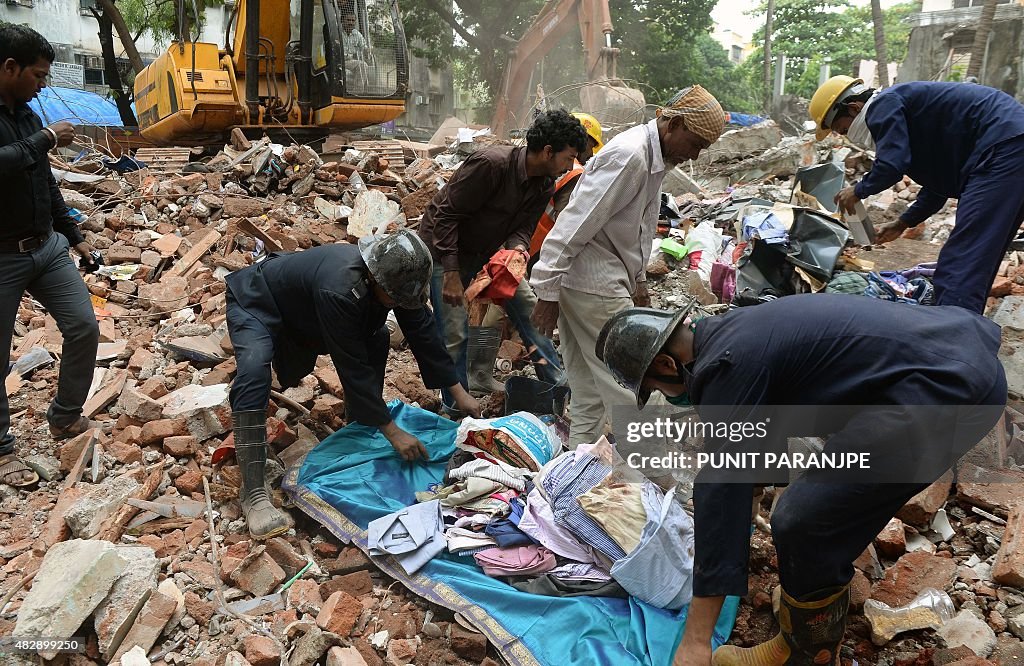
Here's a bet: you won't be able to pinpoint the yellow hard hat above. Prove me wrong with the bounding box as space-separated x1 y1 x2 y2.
809 75 866 141
572 112 603 153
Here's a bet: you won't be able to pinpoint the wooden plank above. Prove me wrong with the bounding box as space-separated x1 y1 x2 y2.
82 369 127 418
235 218 283 253
10 328 46 362
164 230 222 279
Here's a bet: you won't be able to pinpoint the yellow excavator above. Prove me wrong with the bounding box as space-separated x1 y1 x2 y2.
133 0 409 146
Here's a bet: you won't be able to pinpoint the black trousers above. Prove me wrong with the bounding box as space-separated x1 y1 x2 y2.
226 287 389 419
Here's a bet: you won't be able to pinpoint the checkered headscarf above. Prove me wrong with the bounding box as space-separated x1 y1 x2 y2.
658 85 727 145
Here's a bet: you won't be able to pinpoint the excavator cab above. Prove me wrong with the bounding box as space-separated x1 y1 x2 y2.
133 0 408 146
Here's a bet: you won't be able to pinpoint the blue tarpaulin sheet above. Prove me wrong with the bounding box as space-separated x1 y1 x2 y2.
28 86 124 127
283 401 739 666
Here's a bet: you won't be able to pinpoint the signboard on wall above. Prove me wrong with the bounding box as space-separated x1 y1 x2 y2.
51 62 85 89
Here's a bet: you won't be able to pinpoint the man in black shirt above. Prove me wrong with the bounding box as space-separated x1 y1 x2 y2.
0 25 102 486
597 295 1006 665
226 230 481 538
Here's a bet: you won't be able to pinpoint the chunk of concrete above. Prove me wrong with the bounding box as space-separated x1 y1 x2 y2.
64 473 141 538
161 383 231 441
94 546 160 660
107 590 177 664
14 540 128 652
937 609 997 658
349 190 402 239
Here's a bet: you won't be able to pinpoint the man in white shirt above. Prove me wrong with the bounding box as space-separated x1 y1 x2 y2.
530 85 726 448
341 13 369 92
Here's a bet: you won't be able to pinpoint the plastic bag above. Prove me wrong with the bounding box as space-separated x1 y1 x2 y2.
864 588 955 645
454 412 561 472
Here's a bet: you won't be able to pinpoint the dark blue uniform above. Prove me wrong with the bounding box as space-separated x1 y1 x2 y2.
225 244 458 426
854 81 1024 313
688 294 1005 599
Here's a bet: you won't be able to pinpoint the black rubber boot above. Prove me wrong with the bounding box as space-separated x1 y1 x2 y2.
233 410 293 540
712 584 849 665
467 326 504 396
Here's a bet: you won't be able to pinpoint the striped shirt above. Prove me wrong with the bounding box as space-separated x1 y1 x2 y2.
530 119 666 300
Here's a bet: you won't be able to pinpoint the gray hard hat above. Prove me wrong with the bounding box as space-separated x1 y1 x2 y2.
596 301 696 408
358 229 433 309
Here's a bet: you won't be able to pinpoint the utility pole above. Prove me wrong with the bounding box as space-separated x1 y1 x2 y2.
763 0 775 114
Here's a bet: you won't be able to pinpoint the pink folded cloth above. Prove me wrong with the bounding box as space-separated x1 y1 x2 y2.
473 545 556 577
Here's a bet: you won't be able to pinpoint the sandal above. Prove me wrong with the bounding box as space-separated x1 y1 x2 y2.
0 454 39 487
49 416 107 440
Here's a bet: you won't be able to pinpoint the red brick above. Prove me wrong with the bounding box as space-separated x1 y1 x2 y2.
330 547 372 575
992 277 1013 298
175 469 204 495
184 591 215 625
326 646 369 666
993 505 1024 587
230 552 286 597
140 418 187 445
286 578 323 615
157 529 186 558
450 625 487 662
163 435 198 457
316 591 361 636
957 464 1024 517
870 551 957 607
896 472 952 527
107 590 176 664
850 570 871 611
320 570 373 599
116 425 143 445
386 638 417 665
314 542 341 558
243 635 281 666
106 439 143 465
874 517 906 560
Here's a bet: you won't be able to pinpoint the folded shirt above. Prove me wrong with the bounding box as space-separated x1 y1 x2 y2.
367 500 445 575
448 458 528 492
446 526 498 554
474 545 556 577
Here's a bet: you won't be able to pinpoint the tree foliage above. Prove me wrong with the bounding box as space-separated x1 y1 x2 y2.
744 0 919 99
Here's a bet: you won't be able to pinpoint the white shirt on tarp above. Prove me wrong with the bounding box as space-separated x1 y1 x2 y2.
531 118 666 301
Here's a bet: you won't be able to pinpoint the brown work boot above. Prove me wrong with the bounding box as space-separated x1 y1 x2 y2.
49 416 108 440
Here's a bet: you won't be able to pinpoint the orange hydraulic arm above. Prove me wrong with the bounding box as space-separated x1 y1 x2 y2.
491 0 622 137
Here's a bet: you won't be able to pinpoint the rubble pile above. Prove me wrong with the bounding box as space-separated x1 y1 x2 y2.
2 116 1022 665
0 136 506 665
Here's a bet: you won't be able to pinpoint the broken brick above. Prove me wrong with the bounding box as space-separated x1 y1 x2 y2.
316 590 361 637
230 551 286 597
874 518 906 560
243 635 280 666
174 469 204 495
896 472 952 527
449 625 488 662
870 551 957 607
140 418 187 445
993 505 1024 587
183 591 215 625
287 578 323 615
320 570 373 599
163 435 198 457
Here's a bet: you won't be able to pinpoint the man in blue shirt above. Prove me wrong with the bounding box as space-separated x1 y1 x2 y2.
810 77 1024 313
597 295 1005 665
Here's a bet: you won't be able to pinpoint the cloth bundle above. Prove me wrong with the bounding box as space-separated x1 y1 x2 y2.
464 249 528 304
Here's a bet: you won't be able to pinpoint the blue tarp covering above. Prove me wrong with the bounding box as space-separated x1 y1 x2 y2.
28 86 124 127
284 401 739 666
726 112 766 127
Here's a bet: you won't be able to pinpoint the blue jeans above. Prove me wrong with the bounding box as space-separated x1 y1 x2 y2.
430 261 564 409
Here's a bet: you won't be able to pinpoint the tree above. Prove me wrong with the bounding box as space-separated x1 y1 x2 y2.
966 0 998 80
90 5 138 125
870 0 889 87
763 0 774 112
400 0 718 119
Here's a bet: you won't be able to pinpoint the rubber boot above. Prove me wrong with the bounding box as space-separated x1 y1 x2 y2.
712 584 849 666
467 326 504 396
233 410 293 540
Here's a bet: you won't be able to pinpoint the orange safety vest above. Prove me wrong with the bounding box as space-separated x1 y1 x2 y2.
529 161 586 257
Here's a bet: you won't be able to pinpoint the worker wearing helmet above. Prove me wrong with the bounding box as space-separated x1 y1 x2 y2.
810 76 1024 313
596 295 1005 666
225 230 481 539
527 112 604 259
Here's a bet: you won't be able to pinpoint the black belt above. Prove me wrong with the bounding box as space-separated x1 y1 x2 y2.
0 232 51 254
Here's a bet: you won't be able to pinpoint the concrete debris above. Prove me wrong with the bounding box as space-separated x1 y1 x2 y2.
64 472 141 538
7 121 1024 666
14 540 128 653
94 546 160 660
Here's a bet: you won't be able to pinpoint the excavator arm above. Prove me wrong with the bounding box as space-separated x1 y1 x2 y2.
491 0 627 137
